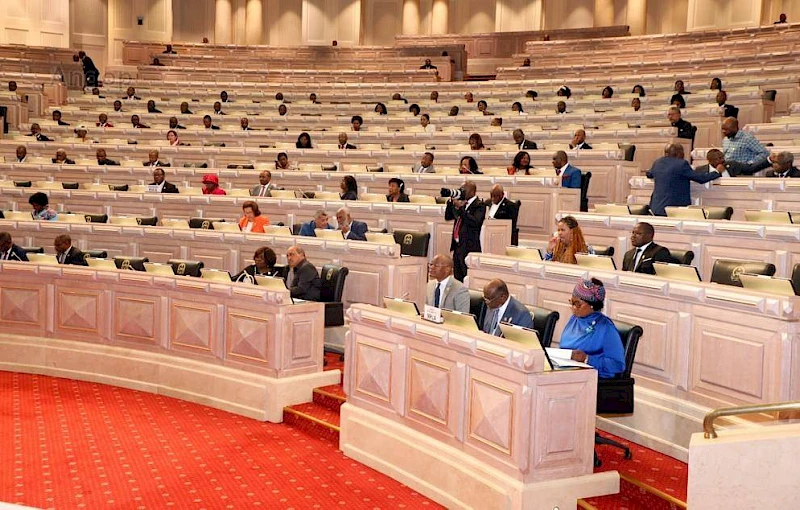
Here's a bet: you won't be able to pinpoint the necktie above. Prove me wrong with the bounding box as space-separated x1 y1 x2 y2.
434 282 441 307
484 308 499 335
2 251 7 260
556 167 561 176
58 253 65 264
260 185 267 197
633 247 644 270
453 213 463 242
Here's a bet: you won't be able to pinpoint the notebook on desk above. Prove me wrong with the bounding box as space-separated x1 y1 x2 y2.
200 269 233 282
383 297 420 317
27 253 60 266
740 274 797 296
575 253 617 271
653 262 701 282
255 275 288 291
144 262 175 275
86 258 118 270
441 309 479 332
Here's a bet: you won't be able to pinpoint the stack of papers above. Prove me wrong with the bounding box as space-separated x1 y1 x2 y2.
545 348 592 369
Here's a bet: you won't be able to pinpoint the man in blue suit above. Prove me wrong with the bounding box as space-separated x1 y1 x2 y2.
481 279 534 336
299 210 336 237
552 151 582 188
647 143 721 216
335 207 368 241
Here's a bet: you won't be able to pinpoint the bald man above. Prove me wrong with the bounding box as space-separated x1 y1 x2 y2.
694 149 769 177
481 279 533 336
512 129 537 150
721 117 769 164
569 129 592 150
143 149 169 168
445 180 485 281
426 254 470 313
486 184 520 245
646 143 721 216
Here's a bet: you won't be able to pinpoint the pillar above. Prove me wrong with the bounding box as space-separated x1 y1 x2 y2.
627 0 647 35
215 0 233 44
594 0 615 27
245 0 263 44
431 0 449 34
402 0 421 35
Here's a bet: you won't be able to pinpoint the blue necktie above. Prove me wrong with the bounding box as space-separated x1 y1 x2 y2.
434 282 441 307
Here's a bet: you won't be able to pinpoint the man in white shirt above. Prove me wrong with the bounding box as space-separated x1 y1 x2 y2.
0 232 28 261
486 184 520 245
425 254 469 313
250 171 277 197
144 150 169 168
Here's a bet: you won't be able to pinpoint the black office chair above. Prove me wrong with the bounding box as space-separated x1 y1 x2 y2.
392 230 431 257
108 184 129 192
763 90 777 102
595 319 644 467
292 223 303 235
273 264 288 279
468 289 486 327
83 250 108 261
82 213 109 223
61 182 79 190
511 200 521 246
168 259 205 277
21 246 44 254
791 264 800 295
528 306 560 348
113 256 149 271
621 144 636 162
710 259 776 287
136 216 159 226
669 249 695 266
593 245 615 257
183 162 208 168
704 206 733 220
579 171 592 212
627 204 651 216
14 181 31 187
189 217 224 229
319 264 349 328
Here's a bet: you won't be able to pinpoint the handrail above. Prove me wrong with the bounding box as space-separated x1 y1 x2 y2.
703 400 800 438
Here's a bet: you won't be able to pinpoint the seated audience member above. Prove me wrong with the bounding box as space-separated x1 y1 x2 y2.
448 106 459 116
570 129 592 150
545 215 591 264
113 100 123 112
201 174 226 195
91 88 102 97
420 114 435 132
468 133 486 151
144 150 169 167
299 210 335 237
0 232 28 261
631 84 646 96
426 254 469 313
716 91 738 118
29 192 58 221
552 151 582 188
765 151 800 178
507 151 532 175
460 156 482 174
391 93 407 103
647 143 720 215
560 279 625 378
374 103 388 115
667 106 694 140
296 132 312 149
220 91 231 103
131 115 149 129
52 149 75 164
350 115 363 131
710 77 722 90
721 117 769 164
123 87 140 100
670 94 686 108
202 37 209 43
522 58 531 67
477 100 493 116
420 59 437 70
150 168 179 193
414 152 435 173
251 170 277 197
622 222 672 274
339 176 358 200
168 117 186 130
163 44 176 54
74 125 89 142
409 103 421 116
167 130 182 146
511 102 524 114
54 235 87 266
513 129 537 150
15 146 27 163
278 104 288 116
555 101 568 114
696 149 769 177
775 12 787 23
275 92 284 102
52 110 69 126
601 86 613 99
631 97 642 111
308 93 320 104
212 101 225 115
202 115 219 130
96 113 113 128
240 117 253 131
179 102 193 115
525 90 538 100
464 92 474 103
674 79 690 95
557 85 571 98
386 178 409 202
147 100 162 114
238 201 270 233
8 81 17 92
429 90 439 102
285 245 322 301
233 246 280 283
490 117 503 127
275 152 292 170
338 133 356 150
29 123 52 142
335 207 368 241
96 149 119 166
481 279 534 336
486 184 519 244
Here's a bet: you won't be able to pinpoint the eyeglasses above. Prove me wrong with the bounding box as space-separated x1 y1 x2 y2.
568 299 586 308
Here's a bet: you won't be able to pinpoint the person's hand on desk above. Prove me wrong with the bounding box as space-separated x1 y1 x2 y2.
570 350 588 362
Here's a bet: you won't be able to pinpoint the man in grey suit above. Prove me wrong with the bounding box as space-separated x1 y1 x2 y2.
414 152 436 173
481 279 533 336
250 170 279 197
425 254 470 313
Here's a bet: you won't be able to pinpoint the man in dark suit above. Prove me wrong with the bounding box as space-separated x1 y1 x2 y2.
169 117 186 130
150 168 179 193
765 151 800 178
512 129 537 150
144 150 170 168
52 149 75 165
54 235 87 266
337 132 356 150
202 115 220 130
622 222 672 275
420 59 437 70
482 279 533 336
569 129 592 150
131 115 149 129
95 148 119 166
647 143 721 216
79 51 99 87
445 181 486 281
486 184 519 245
28 123 52 142
696 149 769 177
335 207 368 241
0 231 29 261
240 117 255 131
122 86 140 101
667 106 695 140
716 91 738 118
285 245 321 301
52 110 69 126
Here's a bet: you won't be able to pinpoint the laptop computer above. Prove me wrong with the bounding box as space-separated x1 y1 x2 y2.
315 229 344 240
665 207 706 220
86 258 119 270
740 274 797 297
743 210 793 224
144 262 175 275
441 309 479 332
594 204 631 215
653 262 702 282
27 253 60 266
383 297 420 317
575 253 617 271
200 269 233 282
2 211 32 221
255 275 288 291
505 246 543 261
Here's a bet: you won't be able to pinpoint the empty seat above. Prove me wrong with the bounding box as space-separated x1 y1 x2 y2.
21 246 44 254
529 306 560 348
580 171 592 212
593 245 615 257
168 259 205 277
189 217 224 229
392 230 430 257
669 249 695 265
319 264 349 328
83 249 108 260
468 289 486 326
710 259 776 287
82 213 109 223
113 256 149 271
136 216 159 226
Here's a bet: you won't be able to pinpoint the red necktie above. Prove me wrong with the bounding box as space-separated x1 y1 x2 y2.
453 210 464 242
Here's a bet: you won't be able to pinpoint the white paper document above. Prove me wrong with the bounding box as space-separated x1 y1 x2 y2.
545 348 593 369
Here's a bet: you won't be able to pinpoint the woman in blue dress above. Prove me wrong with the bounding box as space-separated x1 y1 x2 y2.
559 278 626 378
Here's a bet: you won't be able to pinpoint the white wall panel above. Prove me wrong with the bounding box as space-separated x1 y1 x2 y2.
0 0 70 47
543 0 594 29
687 0 762 31
71 0 109 73
267 0 303 45
172 0 214 43
495 0 543 32
302 0 361 46
108 0 172 67
362 0 402 46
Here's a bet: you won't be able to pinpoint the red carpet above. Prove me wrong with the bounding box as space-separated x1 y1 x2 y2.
0 371 440 509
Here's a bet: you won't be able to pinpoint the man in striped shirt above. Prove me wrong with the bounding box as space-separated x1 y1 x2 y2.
721 117 769 164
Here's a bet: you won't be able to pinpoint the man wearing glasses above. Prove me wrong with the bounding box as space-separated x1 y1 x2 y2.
481 279 533 336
